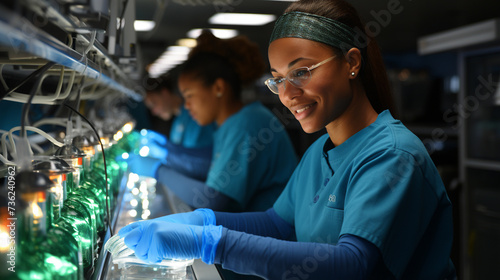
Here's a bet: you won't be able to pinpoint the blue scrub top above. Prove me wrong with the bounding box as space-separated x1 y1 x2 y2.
206 102 298 211
274 110 454 279
169 107 216 148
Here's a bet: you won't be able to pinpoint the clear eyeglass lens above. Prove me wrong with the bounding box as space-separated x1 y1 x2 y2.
290 68 311 84
266 67 312 94
266 79 280 94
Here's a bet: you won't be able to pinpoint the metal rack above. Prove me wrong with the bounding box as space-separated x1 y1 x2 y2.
458 45 500 280
418 19 500 280
0 1 142 102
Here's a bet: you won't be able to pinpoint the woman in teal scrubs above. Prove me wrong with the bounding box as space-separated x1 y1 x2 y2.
155 31 298 212
144 74 215 149
118 0 456 278
131 74 216 181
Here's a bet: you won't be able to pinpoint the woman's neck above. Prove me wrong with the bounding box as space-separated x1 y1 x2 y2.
216 98 244 126
325 88 378 147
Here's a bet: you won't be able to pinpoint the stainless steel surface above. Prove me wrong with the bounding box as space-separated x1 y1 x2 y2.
104 262 196 280
191 260 223 280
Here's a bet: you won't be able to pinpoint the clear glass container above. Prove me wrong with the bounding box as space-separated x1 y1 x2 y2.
104 234 194 280
78 175 106 234
16 171 82 280
62 162 99 270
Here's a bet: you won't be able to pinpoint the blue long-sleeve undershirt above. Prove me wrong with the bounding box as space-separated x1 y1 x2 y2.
156 165 234 211
163 140 212 181
213 209 384 280
214 208 294 240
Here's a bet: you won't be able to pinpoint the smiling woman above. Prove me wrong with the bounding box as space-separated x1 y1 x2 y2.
118 1 456 279
151 30 298 213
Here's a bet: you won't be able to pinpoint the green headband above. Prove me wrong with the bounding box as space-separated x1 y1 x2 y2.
270 11 360 51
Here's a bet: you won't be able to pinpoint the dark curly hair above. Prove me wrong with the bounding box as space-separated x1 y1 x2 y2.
179 30 266 99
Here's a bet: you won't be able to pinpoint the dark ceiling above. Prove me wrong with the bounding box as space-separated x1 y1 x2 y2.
135 0 500 70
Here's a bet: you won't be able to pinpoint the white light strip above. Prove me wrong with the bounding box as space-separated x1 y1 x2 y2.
187 28 239 39
177 38 197 48
418 19 500 55
148 46 192 78
209 13 276 26
165 46 191 55
134 20 156 32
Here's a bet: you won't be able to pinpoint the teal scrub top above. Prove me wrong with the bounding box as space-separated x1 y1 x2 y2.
273 110 454 279
169 107 216 148
206 102 298 211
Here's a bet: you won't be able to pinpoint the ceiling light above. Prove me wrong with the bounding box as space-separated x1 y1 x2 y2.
187 28 238 39
134 20 155 32
148 46 192 78
176 38 197 48
164 46 191 55
208 13 276 26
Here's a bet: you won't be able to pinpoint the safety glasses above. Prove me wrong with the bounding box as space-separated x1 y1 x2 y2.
265 56 335 95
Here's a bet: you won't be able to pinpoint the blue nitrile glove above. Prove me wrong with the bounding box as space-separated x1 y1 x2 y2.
142 130 167 146
118 220 222 264
152 208 216 226
140 130 168 160
126 154 163 177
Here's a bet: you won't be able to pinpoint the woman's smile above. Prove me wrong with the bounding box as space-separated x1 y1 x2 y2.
290 102 317 120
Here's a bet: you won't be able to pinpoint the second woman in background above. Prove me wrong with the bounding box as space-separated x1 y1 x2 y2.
156 31 298 212
140 74 216 181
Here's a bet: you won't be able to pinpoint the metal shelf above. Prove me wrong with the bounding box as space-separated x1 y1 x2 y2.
0 3 142 101
22 0 85 32
464 159 500 172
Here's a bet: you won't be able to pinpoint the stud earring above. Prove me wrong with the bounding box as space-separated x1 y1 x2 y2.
351 72 356 76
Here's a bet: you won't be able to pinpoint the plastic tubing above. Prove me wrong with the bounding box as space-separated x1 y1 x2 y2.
0 129 43 160
2 126 64 156
4 68 77 104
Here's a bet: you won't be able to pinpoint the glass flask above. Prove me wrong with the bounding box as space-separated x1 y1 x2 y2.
93 138 123 211
15 170 82 280
78 173 107 234
55 146 103 248
93 154 120 208
104 234 194 280
54 144 86 188
72 134 99 176
32 158 95 274
63 184 98 260
0 174 17 279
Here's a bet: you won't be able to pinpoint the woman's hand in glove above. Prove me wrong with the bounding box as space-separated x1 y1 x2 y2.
118 220 222 264
152 209 216 227
142 130 168 146
141 130 169 160
125 154 163 178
